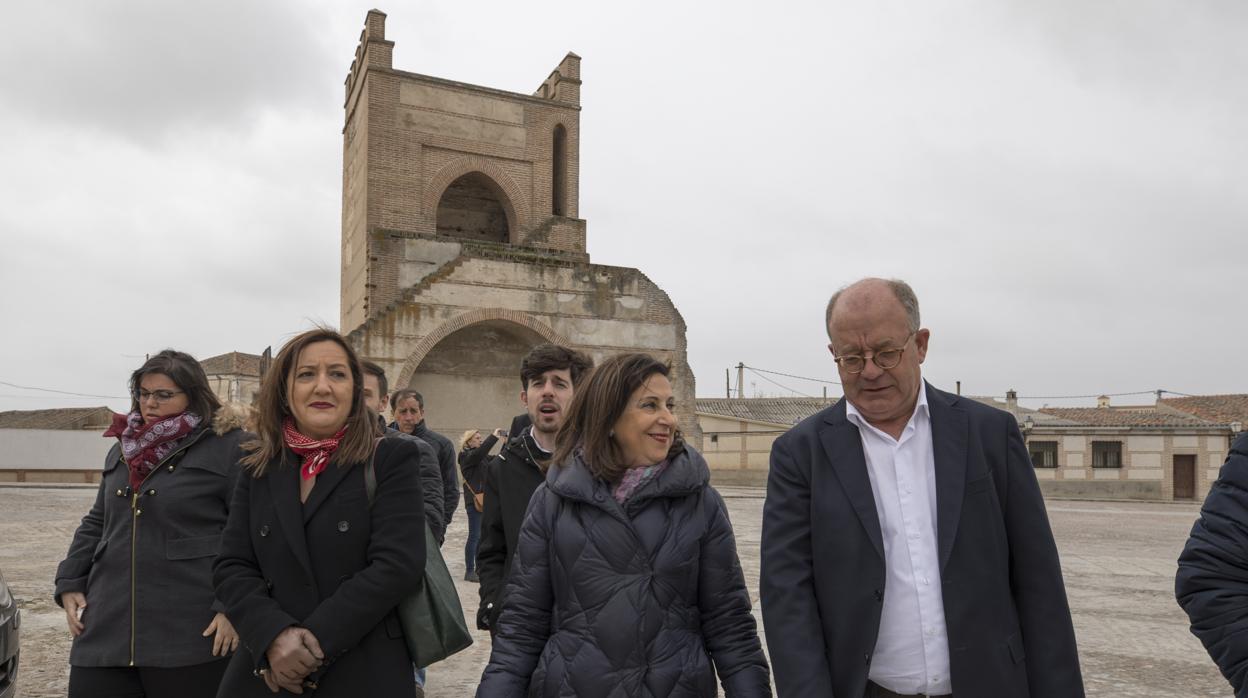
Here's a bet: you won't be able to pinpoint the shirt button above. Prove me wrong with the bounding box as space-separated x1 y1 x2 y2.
338 520 350 532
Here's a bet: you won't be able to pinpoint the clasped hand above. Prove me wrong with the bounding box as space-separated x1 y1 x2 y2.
262 626 324 694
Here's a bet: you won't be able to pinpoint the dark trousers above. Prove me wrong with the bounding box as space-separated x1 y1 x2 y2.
465 504 482 572
68 658 229 698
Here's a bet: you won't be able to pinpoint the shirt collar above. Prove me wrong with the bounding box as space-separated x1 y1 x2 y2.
845 379 929 438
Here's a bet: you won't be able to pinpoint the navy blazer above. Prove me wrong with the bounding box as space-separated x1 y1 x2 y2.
760 383 1083 698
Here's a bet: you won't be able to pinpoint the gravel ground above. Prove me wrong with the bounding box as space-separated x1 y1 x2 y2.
0 486 1231 697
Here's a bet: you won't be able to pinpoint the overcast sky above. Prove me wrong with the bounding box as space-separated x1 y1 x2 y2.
1 0 1245 415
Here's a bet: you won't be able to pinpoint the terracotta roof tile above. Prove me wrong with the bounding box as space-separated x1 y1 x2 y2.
1035 407 1215 428
199 352 262 377
696 398 835 426
0 406 116 430
1160 394 1248 426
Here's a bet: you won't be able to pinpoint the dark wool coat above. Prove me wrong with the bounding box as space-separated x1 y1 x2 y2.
477 446 771 698
380 418 445 541
54 410 248 668
212 438 426 698
394 420 460 531
1177 432 1248 696
477 432 548 629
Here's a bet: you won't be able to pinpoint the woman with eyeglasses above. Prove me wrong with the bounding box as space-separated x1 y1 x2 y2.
54 350 250 698
212 328 426 697
477 353 771 697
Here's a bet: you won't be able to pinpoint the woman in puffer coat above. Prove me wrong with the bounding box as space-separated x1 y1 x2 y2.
477 353 771 698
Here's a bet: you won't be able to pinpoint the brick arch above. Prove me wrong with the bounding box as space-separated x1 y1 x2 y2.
424 157 529 238
395 308 572 388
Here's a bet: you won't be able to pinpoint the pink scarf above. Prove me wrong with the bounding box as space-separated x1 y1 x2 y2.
283 417 347 480
105 410 201 489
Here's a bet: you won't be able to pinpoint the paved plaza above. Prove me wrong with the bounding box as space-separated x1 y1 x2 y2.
0 485 1232 697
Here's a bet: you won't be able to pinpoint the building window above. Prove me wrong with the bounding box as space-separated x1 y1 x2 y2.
552 125 567 216
1029 441 1059 468
1092 441 1123 468
710 434 719 444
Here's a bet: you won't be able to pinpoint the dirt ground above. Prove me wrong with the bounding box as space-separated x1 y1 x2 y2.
0 486 1232 697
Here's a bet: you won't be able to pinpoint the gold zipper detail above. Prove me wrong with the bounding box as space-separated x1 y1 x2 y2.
123 430 204 667
129 489 138 666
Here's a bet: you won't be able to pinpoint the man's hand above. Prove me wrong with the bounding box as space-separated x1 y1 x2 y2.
202 612 240 656
477 601 494 631
62 592 87 637
265 627 324 685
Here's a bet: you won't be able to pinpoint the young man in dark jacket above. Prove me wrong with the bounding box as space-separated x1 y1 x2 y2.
361 361 445 542
476 344 593 633
1177 431 1248 696
391 389 459 538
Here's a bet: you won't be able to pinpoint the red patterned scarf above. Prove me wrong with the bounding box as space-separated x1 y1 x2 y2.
283 417 347 480
105 410 201 489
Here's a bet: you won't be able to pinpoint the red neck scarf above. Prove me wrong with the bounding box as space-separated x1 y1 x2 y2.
283 417 347 480
105 410 201 489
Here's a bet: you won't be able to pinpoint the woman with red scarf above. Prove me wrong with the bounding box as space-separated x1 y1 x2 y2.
212 328 426 697
54 350 250 698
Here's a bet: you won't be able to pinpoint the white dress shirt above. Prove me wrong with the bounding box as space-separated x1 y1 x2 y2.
845 384 951 695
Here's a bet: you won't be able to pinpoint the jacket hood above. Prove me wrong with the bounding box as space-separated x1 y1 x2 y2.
546 444 709 506
212 403 250 435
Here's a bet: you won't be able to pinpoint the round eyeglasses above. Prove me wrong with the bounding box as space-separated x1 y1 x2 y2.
833 332 915 374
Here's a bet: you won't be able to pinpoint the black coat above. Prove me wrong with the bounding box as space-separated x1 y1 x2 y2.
477 446 771 697
477 432 548 629
396 420 459 530
459 433 499 509
54 412 248 668
380 419 445 541
212 438 426 697
1177 432 1248 696
761 384 1083 698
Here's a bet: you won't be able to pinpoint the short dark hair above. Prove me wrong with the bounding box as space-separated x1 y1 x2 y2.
520 344 593 390
129 350 221 423
360 360 388 397
391 389 423 410
554 353 678 482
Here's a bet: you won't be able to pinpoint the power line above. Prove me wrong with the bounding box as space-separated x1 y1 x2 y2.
746 368 814 398
1017 390 1187 400
744 365 841 386
0 380 128 400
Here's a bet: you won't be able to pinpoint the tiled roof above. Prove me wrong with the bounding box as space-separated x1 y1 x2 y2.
200 352 262 377
1160 394 1248 427
967 397 1078 425
1035 407 1216 428
0 406 116 430
696 398 835 426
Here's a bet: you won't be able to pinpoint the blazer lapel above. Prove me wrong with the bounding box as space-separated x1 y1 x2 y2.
269 460 315 580
928 383 969 572
301 459 355 524
820 404 884 562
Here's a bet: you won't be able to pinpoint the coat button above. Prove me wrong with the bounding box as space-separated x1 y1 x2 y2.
115 489 123 496
259 525 270 537
593 493 605 502
864 652 871 665
147 489 156 496
168 465 175 472
337 520 350 532
874 589 883 602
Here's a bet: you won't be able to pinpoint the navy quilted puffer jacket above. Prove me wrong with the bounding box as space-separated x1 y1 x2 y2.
477 445 771 697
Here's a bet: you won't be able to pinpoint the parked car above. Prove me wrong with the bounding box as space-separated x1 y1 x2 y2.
0 568 18 698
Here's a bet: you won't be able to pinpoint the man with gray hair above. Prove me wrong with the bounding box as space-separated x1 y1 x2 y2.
761 277 1083 698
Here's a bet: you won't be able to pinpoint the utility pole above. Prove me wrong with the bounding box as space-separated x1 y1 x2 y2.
725 368 731 398
736 363 745 400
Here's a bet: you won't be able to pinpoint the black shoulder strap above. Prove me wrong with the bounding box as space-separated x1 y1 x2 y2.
364 437 382 509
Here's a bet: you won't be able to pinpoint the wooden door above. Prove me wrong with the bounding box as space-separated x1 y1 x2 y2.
1173 454 1196 500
